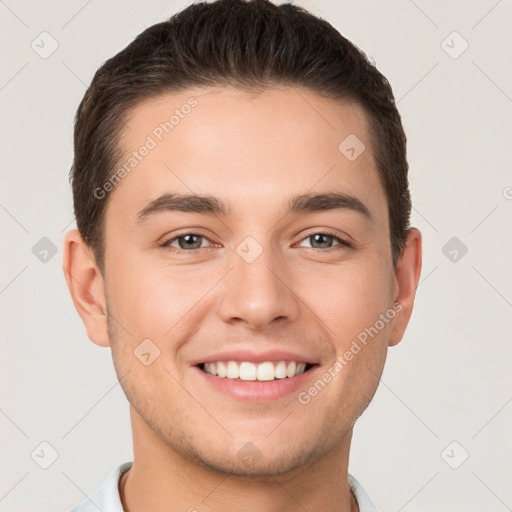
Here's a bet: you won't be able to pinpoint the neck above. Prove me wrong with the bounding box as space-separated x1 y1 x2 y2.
120 406 359 512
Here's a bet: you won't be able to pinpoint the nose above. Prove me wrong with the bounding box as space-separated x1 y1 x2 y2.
217 242 300 330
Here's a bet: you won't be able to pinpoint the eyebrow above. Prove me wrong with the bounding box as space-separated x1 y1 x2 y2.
135 191 373 223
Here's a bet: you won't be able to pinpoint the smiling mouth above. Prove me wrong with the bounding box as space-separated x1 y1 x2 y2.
197 360 316 381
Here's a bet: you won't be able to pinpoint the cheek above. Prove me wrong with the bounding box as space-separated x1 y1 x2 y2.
299 259 393 344
106 254 220 359
106 254 183 327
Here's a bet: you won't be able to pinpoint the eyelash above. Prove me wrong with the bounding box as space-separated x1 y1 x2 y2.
159 230 352 254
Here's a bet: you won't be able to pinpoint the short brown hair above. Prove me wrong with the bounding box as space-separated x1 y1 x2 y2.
70 0 411 273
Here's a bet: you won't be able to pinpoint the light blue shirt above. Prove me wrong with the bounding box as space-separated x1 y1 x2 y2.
70 461 378 511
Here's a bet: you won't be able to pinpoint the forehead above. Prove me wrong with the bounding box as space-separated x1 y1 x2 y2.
109 86 386 222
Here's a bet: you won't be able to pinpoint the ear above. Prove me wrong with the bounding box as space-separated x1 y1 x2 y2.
388 228 422 347
62 229 110 347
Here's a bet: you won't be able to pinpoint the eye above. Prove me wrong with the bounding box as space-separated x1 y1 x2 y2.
161 232 214 252
160 230 351 254
297 232 351 250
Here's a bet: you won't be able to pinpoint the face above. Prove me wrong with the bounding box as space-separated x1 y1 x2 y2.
71 86 418 477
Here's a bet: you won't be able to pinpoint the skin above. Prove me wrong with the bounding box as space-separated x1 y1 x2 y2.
63 86 422 512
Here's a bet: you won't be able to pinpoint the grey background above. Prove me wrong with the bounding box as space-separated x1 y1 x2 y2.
1 0 511 511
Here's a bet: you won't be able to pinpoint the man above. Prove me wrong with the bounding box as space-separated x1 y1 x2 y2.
63 0 422 510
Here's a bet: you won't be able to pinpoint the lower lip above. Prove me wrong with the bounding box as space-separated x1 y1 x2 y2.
193 365 319 402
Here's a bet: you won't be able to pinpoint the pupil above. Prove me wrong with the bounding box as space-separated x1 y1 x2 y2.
312 234 331 248
179 234 201 249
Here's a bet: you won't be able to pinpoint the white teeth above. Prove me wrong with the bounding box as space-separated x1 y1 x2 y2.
286 361 296 378
217 361 227 378
275 361 287 379
226 361 239 379
202 360 310 381
256 361 275 381
239 362 257 380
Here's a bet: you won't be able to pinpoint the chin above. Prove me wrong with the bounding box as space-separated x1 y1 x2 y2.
191 445 314 478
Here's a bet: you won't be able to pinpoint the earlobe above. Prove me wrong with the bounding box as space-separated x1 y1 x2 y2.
62 229 110 347
388 228 422 347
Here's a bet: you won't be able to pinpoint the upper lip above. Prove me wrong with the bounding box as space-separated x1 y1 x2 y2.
191 349 319 366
